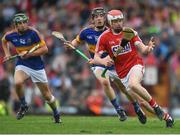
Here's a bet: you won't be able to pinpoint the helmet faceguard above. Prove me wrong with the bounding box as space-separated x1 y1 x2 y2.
107 10 124 25
13 13 29 25
91 7 106 19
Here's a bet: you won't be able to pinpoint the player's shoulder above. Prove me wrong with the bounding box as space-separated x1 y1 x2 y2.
79 25 94 33
2 30 17 41
99 29 111 39
4 30 17 37
28 26 40 34
28 26 43 38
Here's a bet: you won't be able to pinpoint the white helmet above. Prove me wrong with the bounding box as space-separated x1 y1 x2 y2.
107 10 124 25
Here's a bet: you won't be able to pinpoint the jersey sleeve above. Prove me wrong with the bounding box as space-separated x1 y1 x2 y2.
95 35 107 54
2 33 11 44
130 34 142 46
76 29 86 43
32 29 46 46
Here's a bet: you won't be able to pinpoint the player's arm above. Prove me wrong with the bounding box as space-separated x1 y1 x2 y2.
89 36 113 67
27 43 48 57
23 29 48 58
93 52 113 67
65 29 86 48
1 34 11 60
64 36 82 49
136 37 155 54
71 37 81 47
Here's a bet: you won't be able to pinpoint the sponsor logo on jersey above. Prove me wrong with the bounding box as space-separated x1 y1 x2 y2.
111 43 132 56
20 39 26 44
87 35 93 39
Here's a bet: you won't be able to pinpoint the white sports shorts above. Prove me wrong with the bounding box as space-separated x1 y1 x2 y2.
120 64 145 91
91 66 118 77
15 65 48 83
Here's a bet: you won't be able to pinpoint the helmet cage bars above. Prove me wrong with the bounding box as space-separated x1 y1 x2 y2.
13 13 29 25
107 10 124 25
91 7 106 19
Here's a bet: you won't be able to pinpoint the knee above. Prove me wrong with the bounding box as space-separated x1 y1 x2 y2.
128 81 138 90
14 80 24 88
101 79 110 88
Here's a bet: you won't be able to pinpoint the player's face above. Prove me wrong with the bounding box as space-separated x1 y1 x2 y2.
93 14 105 29
15 21 28 33
111 18 123 33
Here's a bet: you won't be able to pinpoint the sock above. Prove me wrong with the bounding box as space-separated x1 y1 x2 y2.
111 98 122 111
132 101 140 112
163 113 171 121
52 107 59 116
48 101 59 116
19 97 27 107
148 98 158 108
47 96 59 116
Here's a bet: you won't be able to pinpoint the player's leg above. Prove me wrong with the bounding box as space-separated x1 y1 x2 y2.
35 82 61 123
110 73 146 124
29 67 61 123
14 66 30 120
93 67 127 121
128 65 174 127
129 90 154 114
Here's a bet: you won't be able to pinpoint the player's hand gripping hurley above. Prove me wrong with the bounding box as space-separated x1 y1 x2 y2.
52 31 111 78
0 44 40 64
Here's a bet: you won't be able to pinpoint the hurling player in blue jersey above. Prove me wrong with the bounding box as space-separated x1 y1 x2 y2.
1 13 61 123
65 7 148 124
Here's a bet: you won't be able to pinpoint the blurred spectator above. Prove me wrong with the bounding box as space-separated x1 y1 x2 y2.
170 45 180 108
0 71 10 103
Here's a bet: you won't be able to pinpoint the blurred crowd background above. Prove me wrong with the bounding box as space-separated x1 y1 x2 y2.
0 0 180 118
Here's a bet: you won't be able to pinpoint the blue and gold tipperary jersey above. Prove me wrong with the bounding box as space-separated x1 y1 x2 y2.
2 27 45 70
76 27 114 70
76 27 107 58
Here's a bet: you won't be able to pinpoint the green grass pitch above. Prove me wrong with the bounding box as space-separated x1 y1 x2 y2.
0 115 179 134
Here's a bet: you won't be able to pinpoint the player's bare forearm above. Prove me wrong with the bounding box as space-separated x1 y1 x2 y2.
137 37 155 54
91 53 114 67
1 41 11 57
64 39 80 49
93 52 104 65
71 39 80 47
28 45 48 57
88 52 103 65
137 43 149 54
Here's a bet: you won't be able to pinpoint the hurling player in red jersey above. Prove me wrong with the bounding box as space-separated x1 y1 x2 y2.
65 7 151 124
90 9 174 128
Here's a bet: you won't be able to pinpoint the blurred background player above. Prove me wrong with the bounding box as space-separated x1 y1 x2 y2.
65 7 148 123
91 9 174 128
1 13 61 123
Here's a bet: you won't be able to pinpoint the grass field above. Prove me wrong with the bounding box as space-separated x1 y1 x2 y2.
0 115 179 134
